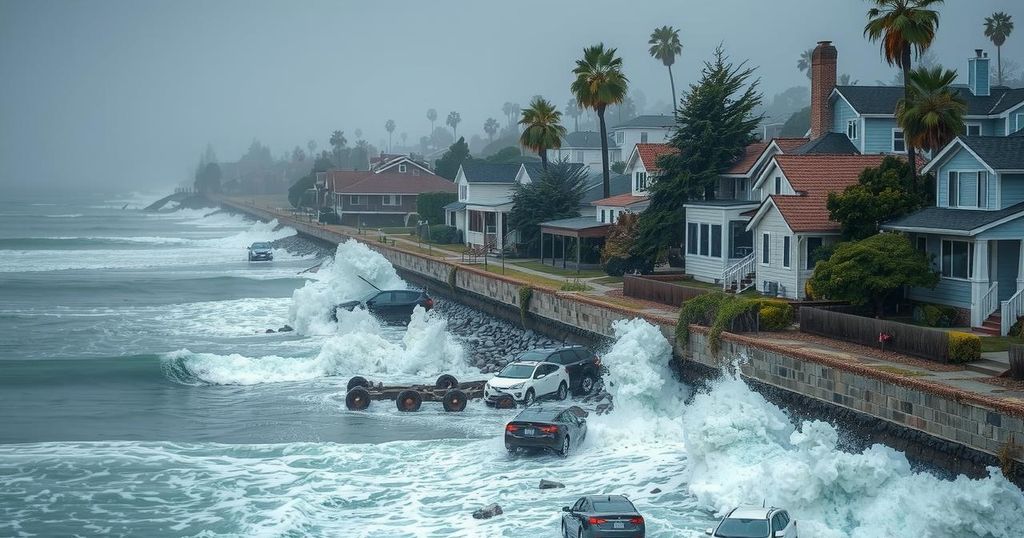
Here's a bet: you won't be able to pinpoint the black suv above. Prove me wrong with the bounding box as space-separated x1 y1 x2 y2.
332 289 433 322
513 346 602 395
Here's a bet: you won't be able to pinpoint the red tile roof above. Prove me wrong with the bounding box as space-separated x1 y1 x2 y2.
767 154 893 232
725 142 769 174
592 193 649 207
343 172 456 194
772 137 811 152
327 171 371 193
635 143 675 172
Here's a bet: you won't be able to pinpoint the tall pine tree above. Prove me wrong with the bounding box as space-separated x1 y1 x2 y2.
636 46 763 261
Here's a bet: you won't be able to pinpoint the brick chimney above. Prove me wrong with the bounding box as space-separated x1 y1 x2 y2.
809 40 838 140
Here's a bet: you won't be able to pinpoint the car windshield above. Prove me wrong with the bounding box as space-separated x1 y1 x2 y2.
250 242 271 249
715 518 770 538
592 499 634 512
516 351 548 362
496 364 535 379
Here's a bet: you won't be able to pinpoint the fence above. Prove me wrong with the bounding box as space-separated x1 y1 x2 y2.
799 307 950 363
1011 345 1024 380
623 275 709 307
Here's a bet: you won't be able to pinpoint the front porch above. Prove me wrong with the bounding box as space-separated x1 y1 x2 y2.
539 217 611 272
465 205 515 251
683 200 758 288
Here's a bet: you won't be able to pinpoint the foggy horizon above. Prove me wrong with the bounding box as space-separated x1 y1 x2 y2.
2 0 1021 194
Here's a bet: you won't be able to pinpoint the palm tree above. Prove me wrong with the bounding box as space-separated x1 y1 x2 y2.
502 102 513 127
426 109 437 135
571 44 629 198
565 99 582 131
797 48 814 79
649 25 683 107
483 118 499 141
385 119 396 152
446 111 461 139
897 66 966 154
864 0 944 178
984 12 1014 86
518 97 567 169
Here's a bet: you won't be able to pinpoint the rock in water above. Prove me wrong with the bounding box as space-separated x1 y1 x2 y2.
539 479 565 489
265 329 276 333
278 325 294 332
650 488 662 494
472 503 503 520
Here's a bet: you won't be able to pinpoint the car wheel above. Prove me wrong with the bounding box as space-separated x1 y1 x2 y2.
557 382 568 400
580 375 595 395
347 376 370 391
523 389 535 407
345 387 371 411
559 435 570 457
395 390 422 412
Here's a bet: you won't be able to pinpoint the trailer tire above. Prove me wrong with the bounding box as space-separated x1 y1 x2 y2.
435 374 459 390
442 389 468 412
347 376 370 391
396 390 423 412
495 395 516 409
345 387 371 411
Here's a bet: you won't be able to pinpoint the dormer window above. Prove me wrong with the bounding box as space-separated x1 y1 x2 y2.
774 177 782 194
846 120 858 140
947 171 988 209
965 123 982 137
399 164 407 173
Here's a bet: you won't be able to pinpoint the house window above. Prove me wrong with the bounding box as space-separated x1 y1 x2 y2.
459 185 467 200
783 236 791 268
449 212 456 226
949 171 987 208
847 119 858 140
892 129 906 153
575 150 584 162
687 223 699 255
640 132 648 143
615 132 624 144
699 224 710 256
349 195 363 205
774 177 782 195
966 123 982 136
916 236 927 254
947 171 957 207
978 171 988 208
941 240 974 279
710 225 722 258
634 171 648 190
469 211 484 233
761 233 770 265
729 221 753 258
399 164 407 173
806 237 824 270
600 209 606 223
382 194 400 206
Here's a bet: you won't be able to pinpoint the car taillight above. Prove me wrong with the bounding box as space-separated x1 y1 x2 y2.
594 356 601 367
423 298 434 309
630 516 644 525
505 424 518 432
588 517 606 525
538 425 558 433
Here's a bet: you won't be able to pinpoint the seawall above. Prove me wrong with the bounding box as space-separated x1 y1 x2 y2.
217 197 1024 483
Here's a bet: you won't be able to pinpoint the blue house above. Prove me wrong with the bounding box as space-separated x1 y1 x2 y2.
883 132 1024 335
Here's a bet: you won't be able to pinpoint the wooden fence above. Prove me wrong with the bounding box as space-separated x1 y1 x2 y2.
1011 344 1024 380
623 275 708 307
799 307 950 363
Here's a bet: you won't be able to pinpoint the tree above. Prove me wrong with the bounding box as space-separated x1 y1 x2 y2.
984 12 1013 86
781 106 811 137
427 108 437 135
434 137 471 180
518 97 566 169
329 130 348 169
649 25 683 108
635 46 763 260
194 162 222 193
484 118 499 141
385 119 396 152
446 111 461 139
502 102 514 128
864 0 944 180
896 66 966 154
571 43 628 198
485 146 523 163
416 192 458 225
826 156 931 242
307 140 317 160
291 146 306 162
508 160 587 254
809 233 938 317
355 128 363 140
838 73 859 85
797 48 813 79
601 212 652 276
564 99 582 131
351 140 371 171
287 155 334 208
611 161 626 174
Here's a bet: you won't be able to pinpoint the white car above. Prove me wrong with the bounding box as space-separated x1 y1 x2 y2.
706 506 798 538
484 360 570 407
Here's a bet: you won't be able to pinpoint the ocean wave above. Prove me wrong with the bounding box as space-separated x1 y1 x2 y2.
41 213 84 218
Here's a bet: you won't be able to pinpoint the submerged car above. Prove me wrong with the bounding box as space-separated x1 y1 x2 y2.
484 360 570 407
332 289 433 322
706 506 798 538
513 345 602 395
504 404 587 456
247 241 274 261
561 494 645 537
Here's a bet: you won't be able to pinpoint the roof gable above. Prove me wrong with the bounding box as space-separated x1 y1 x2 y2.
959 136 1024 170
341 171 455 194
561 131 613 149
611 114 676 130
374 155 433 175
458 161 522 183
835 84 1024 117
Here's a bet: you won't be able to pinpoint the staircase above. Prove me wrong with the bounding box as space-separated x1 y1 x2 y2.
974 311 1002 336
721 253 757 294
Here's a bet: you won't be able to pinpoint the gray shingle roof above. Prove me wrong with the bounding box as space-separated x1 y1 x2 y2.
612 114 676 129
561 131 615 149
792 132 861 155
459 162 521 183
580 173 630 205
539 216 611 231
443 201 466 211
959 136 1024 170
522 162 587 182
835 85 1024 116
883 201 1024 233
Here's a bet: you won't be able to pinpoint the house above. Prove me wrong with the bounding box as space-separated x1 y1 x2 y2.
546 131 617 171
318 155 454 227
610 115 675 156
590 143 671 224
882 133 1024 335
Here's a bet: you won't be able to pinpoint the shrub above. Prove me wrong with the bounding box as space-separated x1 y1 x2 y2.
518 286 533 327
804 280 816 301
948 331 981 363
919 303 957 327
428 224 461 244
757 300 794 330
1008 316 1024 339
709 297 760 354
676 292 731 345
416 192 457 225
559 279 591 292
677 294 793 354
603 256 654 277
447 266 457 291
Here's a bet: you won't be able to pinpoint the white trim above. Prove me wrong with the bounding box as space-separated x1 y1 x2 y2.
375 156 432 175
846 119 859 141
829 89 861 119
760 231 771 266
920 138 998 176
890 128 906 154
859 117 866 153
944 169 987 209
965 122 983 137
782 235 791 268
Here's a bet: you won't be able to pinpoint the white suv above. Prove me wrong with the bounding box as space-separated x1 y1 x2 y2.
484 361 570 407
706 506 798 538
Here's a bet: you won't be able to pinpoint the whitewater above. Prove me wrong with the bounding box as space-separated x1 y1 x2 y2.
1 193 1022 537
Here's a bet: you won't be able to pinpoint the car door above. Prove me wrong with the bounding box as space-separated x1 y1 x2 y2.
556 350 581 387
566 498 587 534
366 291 394 317
532 363 559 397
395 291 420 317
778 511 796 538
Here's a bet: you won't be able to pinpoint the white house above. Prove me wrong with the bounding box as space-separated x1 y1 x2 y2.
590 143 671 224
610 115 675 159
547 131 617 171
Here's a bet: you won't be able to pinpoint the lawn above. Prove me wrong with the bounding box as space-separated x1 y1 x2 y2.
979 336 1024 353
510 260 606 278
477 265 564 290
591 276 624 285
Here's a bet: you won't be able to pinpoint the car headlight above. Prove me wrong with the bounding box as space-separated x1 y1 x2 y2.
508 382 524 390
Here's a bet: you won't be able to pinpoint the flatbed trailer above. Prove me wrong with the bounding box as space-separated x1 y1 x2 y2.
345 374 493 412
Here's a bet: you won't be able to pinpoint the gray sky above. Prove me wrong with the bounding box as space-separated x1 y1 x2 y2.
1 0 1021 194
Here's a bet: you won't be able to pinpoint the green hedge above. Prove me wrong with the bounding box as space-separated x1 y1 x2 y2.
948 331 981 363
915 303 960 328
416 192 457 225
428 224 461 244
676 293 795 354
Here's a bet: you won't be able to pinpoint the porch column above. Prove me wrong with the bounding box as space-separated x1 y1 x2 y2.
496 212 503 250
540 231 545 265
1018 240 1024 290
562 235 566 269
576 236 581 274
970 239 990 326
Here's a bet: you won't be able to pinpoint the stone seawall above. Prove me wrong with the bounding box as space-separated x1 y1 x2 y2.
219 197 1024 479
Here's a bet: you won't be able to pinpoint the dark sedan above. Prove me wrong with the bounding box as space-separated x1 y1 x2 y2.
504 405 587 456
561 495 645 538
332 289 433 322
514 346 602 395
247 241 273 261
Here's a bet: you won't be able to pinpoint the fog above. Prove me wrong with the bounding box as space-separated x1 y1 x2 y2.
1 0 1021 194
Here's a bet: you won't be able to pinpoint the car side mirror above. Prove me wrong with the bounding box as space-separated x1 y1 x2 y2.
561 506 570 512
535 373 546 379
774 532 785 538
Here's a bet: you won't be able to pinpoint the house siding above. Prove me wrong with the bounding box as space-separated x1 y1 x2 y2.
1000 173 1024 209
465 183 514 205
935 147 993 208
863 118 900 154
684 207 729 283
797 235 839 300
976 217 1024 241
831 95 858 136
907 234 971 308
753 207 798 299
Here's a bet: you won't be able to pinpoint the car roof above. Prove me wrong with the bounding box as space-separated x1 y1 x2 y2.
583 494 632 504
507 360 543 368
728 506 775 519
514 404 585 421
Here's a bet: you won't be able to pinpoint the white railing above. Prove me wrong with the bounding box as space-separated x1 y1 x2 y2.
1001 288 1024 335
976 281 999 327
721 252 757 293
